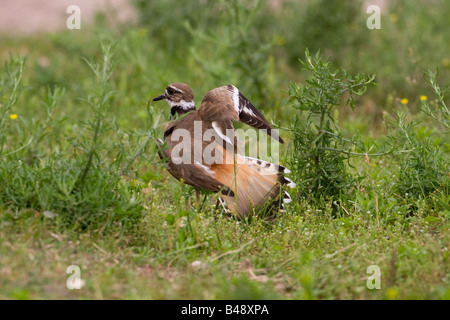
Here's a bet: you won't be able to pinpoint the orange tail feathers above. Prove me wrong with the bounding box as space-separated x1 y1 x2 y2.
212 148 295 218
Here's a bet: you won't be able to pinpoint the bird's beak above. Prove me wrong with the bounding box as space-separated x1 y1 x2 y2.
152 94 165 101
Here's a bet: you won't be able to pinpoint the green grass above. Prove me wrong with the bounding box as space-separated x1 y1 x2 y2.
1 199 449 299
0 0 449 300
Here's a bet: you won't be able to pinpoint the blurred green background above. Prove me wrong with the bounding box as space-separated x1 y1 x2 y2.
1 0 449 128
0 0 449 300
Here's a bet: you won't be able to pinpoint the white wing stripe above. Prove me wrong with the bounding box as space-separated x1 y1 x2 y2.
194 161 216 176
243 106 256 117
212 121 233 145
231 85 240 114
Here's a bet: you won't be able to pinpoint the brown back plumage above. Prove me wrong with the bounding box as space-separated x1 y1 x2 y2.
153 83 294 218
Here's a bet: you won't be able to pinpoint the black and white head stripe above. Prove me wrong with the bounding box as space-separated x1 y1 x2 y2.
166 85 182 95
167 99 195 110
166 85 195 109
226 85 284 144
166 85 196 116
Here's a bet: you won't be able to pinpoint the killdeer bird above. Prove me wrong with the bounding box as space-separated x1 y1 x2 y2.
153 83 295 219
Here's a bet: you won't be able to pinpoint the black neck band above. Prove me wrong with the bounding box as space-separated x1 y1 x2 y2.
170 105 195 117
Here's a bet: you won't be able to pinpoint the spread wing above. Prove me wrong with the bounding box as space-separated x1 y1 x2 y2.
199 85 283 144
156 138 234 197
236 90 283 144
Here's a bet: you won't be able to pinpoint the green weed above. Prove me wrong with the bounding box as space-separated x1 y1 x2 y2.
0 0 448 300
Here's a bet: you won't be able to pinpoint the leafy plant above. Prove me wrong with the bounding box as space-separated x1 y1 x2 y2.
383 68 450 203
71 40 117 192
0 56 27 157
421 68 450 129
388 111 447 199
288 49 375 203
0 40 148 232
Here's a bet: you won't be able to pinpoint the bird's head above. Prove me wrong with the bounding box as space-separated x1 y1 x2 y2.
152 83 196 117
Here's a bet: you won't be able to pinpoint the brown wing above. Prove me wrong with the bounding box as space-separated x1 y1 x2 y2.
237 90 283 144
156 136 235 197
198 85 283 144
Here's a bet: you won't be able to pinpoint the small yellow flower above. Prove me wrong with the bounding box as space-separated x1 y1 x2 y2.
420 95 428 101
389 13 399 23
137 28 147 37
276 36 286 46
400 98 409 105
385 287 399 300
10 114 18 120
442 58 450 68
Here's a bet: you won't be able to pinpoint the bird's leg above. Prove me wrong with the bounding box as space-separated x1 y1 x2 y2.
214 199 220 211
215 197 233 219
194 188 209 212
195 187 200 203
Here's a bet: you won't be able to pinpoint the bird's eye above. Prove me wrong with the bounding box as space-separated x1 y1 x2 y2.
167 88 175 95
